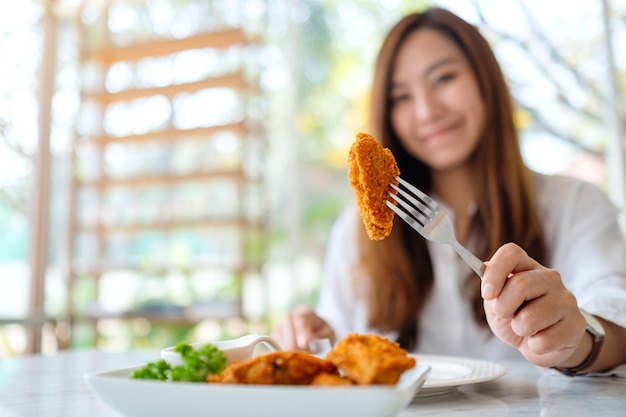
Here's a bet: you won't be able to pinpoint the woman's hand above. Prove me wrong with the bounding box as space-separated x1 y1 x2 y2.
481 243 587 368
270 305 336 351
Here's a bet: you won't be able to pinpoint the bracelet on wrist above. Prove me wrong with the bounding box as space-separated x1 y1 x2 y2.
552 309 605 377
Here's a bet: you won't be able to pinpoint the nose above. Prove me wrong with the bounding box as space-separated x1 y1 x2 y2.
414 89 442 123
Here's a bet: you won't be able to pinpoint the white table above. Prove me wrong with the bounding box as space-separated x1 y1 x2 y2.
1 349 624 416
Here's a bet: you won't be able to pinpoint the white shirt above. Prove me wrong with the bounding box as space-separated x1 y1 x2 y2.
316 172 626 361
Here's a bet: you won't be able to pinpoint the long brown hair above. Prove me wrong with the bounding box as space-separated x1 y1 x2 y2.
356 7 546 350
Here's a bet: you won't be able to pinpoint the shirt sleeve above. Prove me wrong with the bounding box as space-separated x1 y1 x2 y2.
536 173 626 328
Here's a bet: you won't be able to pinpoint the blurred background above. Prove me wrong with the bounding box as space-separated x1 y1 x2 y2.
0 0 624 357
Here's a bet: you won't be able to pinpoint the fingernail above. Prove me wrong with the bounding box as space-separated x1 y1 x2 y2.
482 283 495 299
297 335 307 349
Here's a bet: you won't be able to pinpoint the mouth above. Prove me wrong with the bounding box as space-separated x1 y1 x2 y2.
420 121 462 142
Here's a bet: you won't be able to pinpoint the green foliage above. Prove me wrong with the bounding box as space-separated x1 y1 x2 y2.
129 359 172 381
130 342 227 382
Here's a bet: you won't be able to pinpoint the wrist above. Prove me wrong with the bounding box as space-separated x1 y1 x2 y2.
557 330 593 368
552 310 605 376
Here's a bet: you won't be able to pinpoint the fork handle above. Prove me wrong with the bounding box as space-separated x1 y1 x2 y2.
450 240 486 279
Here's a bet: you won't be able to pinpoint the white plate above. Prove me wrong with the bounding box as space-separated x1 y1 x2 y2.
415 354 506 397
84 363 431 417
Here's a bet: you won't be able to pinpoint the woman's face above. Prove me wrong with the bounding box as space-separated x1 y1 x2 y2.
389 28 486 172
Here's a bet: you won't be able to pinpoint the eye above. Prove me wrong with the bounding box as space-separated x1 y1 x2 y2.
389 93 410 106
434 72 457 85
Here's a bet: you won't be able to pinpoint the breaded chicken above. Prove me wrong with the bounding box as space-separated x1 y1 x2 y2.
348 132 400 240
310 372 354 386
326 333 415 385
208 351 338 385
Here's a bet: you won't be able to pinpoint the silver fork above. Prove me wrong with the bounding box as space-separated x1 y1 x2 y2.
386 176 485 279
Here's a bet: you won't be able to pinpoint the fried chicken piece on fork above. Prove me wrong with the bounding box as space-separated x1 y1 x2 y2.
348 132 400 241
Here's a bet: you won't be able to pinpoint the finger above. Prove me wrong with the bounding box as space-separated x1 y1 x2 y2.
272 307 333 351
509 279 579 337
280 312 299 350
287 307 321 349
524 307 585 357
509 298 557 338
315 325 336 344
482 243 542 300
492 269 549 319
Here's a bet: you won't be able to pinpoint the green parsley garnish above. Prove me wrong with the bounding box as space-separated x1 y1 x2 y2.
130 342 227 382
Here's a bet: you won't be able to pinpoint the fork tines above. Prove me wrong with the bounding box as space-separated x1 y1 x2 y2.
385 176 436 230
385 176 486 278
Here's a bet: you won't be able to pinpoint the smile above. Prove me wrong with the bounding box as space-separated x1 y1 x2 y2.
420 121 462 142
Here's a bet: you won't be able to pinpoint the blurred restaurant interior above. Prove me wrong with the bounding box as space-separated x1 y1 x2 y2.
0 0 624 357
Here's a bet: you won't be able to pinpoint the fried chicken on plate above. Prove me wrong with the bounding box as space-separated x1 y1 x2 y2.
208 351 338 385
208 333 415 387
327 333 416 385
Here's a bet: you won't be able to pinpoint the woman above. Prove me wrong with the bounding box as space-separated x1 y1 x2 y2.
272 7 626 375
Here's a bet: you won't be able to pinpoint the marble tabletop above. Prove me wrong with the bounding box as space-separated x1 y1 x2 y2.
0 349 624 417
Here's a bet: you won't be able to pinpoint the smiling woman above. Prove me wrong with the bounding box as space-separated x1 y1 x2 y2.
272 5 626 378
